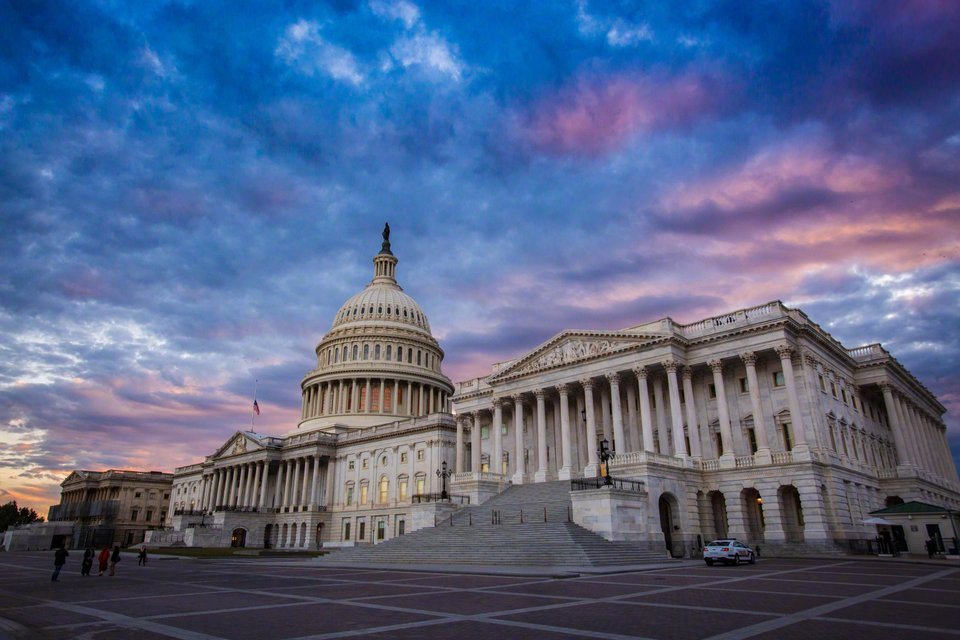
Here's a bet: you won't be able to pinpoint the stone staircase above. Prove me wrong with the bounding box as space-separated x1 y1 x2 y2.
319 481 669 566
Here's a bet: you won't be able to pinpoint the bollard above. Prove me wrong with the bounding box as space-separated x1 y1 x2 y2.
544 507 547 522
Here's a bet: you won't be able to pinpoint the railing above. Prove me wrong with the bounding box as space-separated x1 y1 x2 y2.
847 344 887 361
214 505 261 513
173 509 207 516
609 450 686 468
48 500 120 521
412 493 470 504
700 459 720 471
771 451 794 464
735 456 755 469
678 302 782 338
570 477 646 492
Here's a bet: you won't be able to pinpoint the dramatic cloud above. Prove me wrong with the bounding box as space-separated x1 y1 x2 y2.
2 0 959 513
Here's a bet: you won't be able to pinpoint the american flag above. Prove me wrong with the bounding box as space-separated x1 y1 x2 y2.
253 399 260 415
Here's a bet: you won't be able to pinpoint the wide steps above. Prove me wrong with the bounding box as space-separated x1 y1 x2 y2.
320 481 669 567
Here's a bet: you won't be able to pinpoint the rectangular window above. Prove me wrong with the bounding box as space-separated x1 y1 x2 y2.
830 383 837 398
841 389 848 404
130 510 138 521
377 520 385 540
343 521 351 540
501 424 508 435
362 458 368 469
416 450 425 461
748 428 757 454
708 383 717 399
398 520 405 536
739 377 749 393
481 426 490 439
135 492 142 498
379 480 388 504
348 460 355 471
360 485 368 504
819 375 826 391
399 480 408 500
481 462 489 472
346 487 354 505
416 478 425 494
145 510 153 522
358 521 365 541
160 510 166 521
772 371 785 387
783 423 793 451
400 452 408 463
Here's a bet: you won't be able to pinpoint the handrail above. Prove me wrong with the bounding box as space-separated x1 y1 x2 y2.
412 493 470 504
570 477 646 492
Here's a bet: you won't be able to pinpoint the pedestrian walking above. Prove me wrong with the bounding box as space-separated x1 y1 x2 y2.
51 545 68 582
109 545 121 576
98 546 110 576
926 537 937 558
137 545 147 566
81 547 94 576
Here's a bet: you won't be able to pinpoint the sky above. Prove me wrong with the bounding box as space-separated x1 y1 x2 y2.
2 0 959 515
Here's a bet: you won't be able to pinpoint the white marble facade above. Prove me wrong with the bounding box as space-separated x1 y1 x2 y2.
451 302 960 554
164 230 960 555
164 231 457 549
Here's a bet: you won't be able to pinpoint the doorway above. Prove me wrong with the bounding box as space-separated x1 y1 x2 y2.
231 528 247 548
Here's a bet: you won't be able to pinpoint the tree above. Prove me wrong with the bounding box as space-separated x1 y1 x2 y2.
0 501 44 532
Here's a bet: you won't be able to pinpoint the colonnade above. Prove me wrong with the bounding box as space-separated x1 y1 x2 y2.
880 382 957 480
301 378 448 419
198 455 336 512
456 348 813 479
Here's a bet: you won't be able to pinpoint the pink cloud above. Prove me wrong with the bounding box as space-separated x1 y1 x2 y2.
662 135 906 213
522 71 721 156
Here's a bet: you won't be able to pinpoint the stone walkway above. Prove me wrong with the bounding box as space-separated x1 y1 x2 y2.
1 552 958 639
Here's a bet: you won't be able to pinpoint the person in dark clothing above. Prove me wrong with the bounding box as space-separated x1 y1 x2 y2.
926 538 938 558
51 546 68 582
137 545 147 566
109 545 121 576
81 547 94 576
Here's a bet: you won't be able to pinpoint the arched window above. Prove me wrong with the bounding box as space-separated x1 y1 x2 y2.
417 350 422 366
334 349 339 363
397 346 403 361
386 305 391 315
359 482 369 505
408 349 412 363
363 344 370 360
386 345 392 360
378 306 383 314
379 477 389 504
374 344 381 359
415 473 426 496
352 344 358 360
341 346 347 361
398 475 409 501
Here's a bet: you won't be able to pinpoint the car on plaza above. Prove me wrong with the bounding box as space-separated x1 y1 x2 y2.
703 539 756 566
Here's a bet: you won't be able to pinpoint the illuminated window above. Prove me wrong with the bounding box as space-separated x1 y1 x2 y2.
399 479 408 500
360 484 368 505
379 478 388 503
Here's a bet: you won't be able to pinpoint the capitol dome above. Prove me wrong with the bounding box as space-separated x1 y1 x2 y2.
296 226 454 431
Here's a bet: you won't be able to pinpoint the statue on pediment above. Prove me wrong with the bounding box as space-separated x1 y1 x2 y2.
231 438 247 455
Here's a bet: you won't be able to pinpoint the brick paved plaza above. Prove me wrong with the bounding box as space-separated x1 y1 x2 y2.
1 553 958 639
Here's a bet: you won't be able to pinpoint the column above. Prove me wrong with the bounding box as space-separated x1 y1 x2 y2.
625 382 638 453
740 352 771 459
470 412 481 473
581 380 600 475
272 462 284 509
216 469 226 508
283 459 294 508
880 383 911 466
513 395 526 482
776 345 808 449
653 376 669 454
607 373 626 455
492 398 504 476
634 367 656 453
681 367 702 458
663 360 687 458
406 380 413 416
709 360 736 465
240 463 251 506
456 416 465 473
309 456 321 509
600 386 613 444
419 384 425 416
291 457 302 507
894 393 921 468
325 459 336 506
300 457 311 508
557 384 573 479
534 389 549 482
246 463 257 508
257 462 268 508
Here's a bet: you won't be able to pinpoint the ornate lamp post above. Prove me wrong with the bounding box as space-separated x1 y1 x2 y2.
597 438 614 486
436 460 451 500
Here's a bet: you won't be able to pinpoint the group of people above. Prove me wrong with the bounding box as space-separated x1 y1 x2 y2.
52 544 147 581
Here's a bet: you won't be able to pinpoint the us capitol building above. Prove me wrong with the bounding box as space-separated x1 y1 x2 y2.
160 227 960 556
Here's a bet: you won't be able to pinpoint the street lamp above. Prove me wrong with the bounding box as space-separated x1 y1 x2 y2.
597 438 614 486
436 460 451 500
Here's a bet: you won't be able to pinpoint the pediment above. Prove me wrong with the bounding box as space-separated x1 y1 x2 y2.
489 331 661 381
211 431 264 459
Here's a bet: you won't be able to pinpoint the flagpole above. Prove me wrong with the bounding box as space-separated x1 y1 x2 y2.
252 379 258 429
